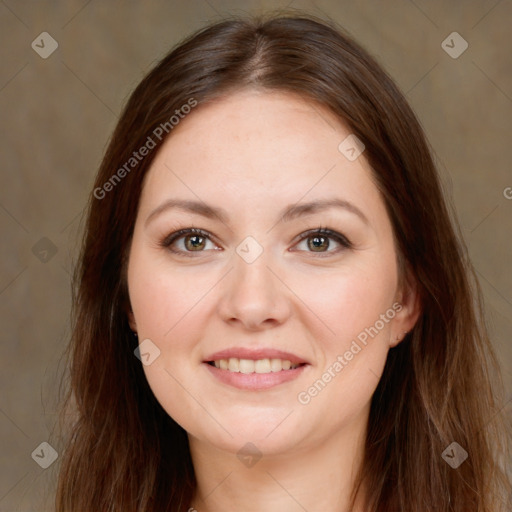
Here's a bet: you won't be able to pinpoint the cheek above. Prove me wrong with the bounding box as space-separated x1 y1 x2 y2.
128 249 214 340
127 250 221 435
290 257 398 348
292 260 397 423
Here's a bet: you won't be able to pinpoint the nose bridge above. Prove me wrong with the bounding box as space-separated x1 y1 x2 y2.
231 239 277 301
216 236 291 328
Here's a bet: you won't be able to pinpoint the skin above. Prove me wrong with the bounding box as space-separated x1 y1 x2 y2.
127 90 420 512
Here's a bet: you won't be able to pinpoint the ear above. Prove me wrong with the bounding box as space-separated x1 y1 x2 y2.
127 304 137 333
390 269 421 348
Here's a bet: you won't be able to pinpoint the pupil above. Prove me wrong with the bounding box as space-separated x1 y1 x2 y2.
186 235 205 250
309 236 328 251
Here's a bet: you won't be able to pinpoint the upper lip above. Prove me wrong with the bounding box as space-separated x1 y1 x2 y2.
204 347 309 365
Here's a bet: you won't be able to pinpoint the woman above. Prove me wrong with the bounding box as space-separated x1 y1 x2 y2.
55 13 511 512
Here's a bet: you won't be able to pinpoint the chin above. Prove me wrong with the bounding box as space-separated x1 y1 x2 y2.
189 411 311 456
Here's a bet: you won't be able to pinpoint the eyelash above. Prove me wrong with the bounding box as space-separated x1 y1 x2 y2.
159 226 352 258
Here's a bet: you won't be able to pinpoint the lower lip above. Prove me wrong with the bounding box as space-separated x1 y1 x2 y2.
203 362 308 390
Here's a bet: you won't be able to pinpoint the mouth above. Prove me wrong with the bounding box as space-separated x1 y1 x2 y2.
203 348 310 390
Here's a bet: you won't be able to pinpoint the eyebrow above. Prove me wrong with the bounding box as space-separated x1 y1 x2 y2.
144 197 369 227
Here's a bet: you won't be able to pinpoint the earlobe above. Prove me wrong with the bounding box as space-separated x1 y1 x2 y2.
392 330 409 347
127 306 137 333
390 272 422 347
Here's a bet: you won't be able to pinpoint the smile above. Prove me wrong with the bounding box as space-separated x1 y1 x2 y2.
203 348 310 390
202 347 311 391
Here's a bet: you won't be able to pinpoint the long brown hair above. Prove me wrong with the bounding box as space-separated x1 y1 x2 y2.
55 13 511 511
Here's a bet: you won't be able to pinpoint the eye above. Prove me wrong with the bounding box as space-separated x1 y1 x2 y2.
160 226 352 258
160 228 220 256
292 227 352 256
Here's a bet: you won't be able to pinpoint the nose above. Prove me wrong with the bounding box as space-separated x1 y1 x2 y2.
216 249 292 331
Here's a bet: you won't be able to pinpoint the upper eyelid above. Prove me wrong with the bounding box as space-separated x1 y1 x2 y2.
161 228 216 248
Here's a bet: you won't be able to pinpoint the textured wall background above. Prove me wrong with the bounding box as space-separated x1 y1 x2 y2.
0 0 510 510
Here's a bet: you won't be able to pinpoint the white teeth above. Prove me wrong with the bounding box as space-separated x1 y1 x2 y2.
254 358 270 374
211 357 300 373
270 358 282 372
239 359 255 374
228 357 239 372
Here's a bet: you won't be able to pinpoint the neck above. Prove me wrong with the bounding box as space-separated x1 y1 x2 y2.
188 408 369 512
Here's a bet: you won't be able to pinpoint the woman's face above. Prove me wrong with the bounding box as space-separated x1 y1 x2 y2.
127 90 418 455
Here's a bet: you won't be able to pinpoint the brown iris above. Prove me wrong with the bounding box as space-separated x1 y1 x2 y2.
308 235 329 252
184 234 206 251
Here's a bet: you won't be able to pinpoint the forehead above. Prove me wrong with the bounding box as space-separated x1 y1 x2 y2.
139 90 384 225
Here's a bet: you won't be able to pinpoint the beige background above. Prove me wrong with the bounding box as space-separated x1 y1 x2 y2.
0 1 510 510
